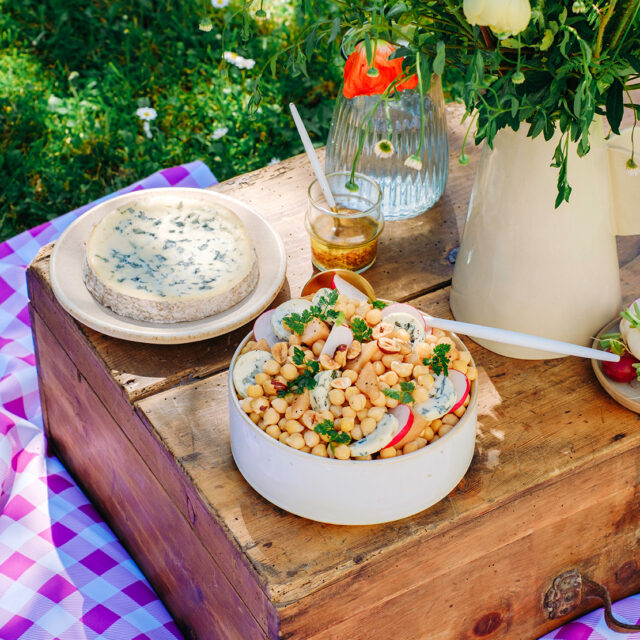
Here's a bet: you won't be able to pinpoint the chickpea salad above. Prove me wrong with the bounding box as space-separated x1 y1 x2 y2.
232 276 476 461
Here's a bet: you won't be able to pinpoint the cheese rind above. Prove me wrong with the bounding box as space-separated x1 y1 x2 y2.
83 197 259 323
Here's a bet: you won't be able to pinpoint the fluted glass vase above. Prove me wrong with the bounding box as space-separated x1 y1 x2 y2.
325 77 448 221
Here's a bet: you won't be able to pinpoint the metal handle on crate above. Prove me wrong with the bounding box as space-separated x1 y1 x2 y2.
544 569 640 632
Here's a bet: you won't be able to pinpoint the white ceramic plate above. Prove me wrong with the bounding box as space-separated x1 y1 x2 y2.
50 188 287 344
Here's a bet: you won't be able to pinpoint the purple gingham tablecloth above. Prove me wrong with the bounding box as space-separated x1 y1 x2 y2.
1 160 640 639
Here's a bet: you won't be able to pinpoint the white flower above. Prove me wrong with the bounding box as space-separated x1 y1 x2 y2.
211 126 229 140
222 87 232 94
404 154 422 171
268 157 280 165
136 107 157 121
374 139 395 159
223 51 255 70
626 157 639 176
211 0 230 7
223 51 237 63
463 0 531 37
68 71 79 82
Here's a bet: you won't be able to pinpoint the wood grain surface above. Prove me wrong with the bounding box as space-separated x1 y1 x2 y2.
27 102 640 639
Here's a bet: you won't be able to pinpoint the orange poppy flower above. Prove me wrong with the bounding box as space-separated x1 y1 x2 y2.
343 40 418 99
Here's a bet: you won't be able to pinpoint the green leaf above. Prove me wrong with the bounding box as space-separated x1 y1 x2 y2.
328 17 341 43
433 41 446 76
606 78 624 135
386 2 409 19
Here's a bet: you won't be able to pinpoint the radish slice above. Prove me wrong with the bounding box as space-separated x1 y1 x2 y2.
414 374 457 421
349 413 399 457
271 298 313 341
381 303 426 328
448 370 470 414
331 275 369 303
253 310 280 348
386 405 415 449
321 324 354 358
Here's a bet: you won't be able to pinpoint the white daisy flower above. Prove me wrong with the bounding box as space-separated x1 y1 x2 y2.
222 88 232 94
268 157 280 165
241 58 256 70
374 139 395 159
626 157 639 176
223 51 237 63
211 126 229 140
404 154 422 171
212 0 230 7
136 107 157 121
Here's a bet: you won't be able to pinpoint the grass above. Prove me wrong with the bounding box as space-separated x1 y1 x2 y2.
0 0 342 242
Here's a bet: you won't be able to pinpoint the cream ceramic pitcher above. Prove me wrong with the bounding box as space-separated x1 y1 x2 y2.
450 120 639 360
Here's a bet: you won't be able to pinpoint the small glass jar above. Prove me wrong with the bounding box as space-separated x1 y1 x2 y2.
306 172 383 273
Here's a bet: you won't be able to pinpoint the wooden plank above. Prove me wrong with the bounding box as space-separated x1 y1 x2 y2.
30 307 271 640
27 259 279 637
135 285 640 609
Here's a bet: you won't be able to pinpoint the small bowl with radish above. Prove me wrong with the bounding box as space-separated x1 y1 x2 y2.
228 275 479 525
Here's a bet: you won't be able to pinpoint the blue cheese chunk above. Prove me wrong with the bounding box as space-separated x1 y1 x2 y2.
233 350 272 398
414 374 456 421
83 194 258 323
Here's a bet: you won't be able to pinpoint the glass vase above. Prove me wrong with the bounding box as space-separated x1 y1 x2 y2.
325 77 448 221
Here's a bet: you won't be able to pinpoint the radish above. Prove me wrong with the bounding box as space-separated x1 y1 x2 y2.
602 349 639 383
331 274 369 303
321 324 354 358
253 310 280 348
414 374 457 421
349 413 399 457
448 370 471 414
386 405 415 449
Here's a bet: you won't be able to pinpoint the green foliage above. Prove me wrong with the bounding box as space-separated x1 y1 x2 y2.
350 317 372 341
314 418 351 444
423 343 451 376
278 348 320 396
382 381 414 403
246 0 640 206
0 0 341 242
283 289 344 335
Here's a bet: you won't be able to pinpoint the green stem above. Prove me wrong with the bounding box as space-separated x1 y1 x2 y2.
594 0 618 60
415 51 426 156
611 0 640 56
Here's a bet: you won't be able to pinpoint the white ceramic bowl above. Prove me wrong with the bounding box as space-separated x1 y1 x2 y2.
228 332 478 525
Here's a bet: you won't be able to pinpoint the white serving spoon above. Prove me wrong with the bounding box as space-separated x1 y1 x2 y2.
289 102 337 209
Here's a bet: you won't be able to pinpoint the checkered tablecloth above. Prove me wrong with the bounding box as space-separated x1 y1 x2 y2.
1 161 639 639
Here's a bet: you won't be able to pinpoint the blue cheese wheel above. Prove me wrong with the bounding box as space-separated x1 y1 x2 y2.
82 196 259 323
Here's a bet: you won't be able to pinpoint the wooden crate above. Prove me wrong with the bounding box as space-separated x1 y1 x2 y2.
26 113 640 639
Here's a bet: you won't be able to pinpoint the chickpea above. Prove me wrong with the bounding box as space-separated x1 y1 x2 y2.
357 409 369 422
333 444 351 460
371 393 387 408
304 430 320 448
348 393 367 412
451 360 468 375
288 334 302 346
453 406 467 418
278 432 289 444
458 350 472 365
280 363 298 381
354 454 373 461
448 348 460 362
341 406 357 419
385 395 399 409
426 333 439 344
380 370 399 386
373 361 386 376
249 412 261 424
360 417 377 436
351 426 363 440
251 397 269 414
262 408 280 426
271 397 288 414
343 369 358 383
240 397 254 413
271 342 289 364
345 303 356 319
381 354 403 368
345 386 359 400
330 404 343 418
328 388 346 406
263 360 281 376
263 381 277 396
413 386 430 403
265 425 281 439
467 367 478 381
287 433 305 449
370 349 383 362
415 437 428 449
312 340 326 356
431 418 443 434
404 353 420 365
412 365 429 378
254 372 269 386
246 384 263 398
285 419 304 434
422 426 435 441
379 447 396 459
442 414 459 426
300 445 311 453
395 328 411 343
367 407 386 422
278 417 287 429
365 308 382 326
464 395 471 407
415 342 431 359
284 406 293 420
338 417 354 433
301 410 318 429
418 374 434 389
439 424 453 437
319 410 334 422
403 441 419 455
311 443 328 457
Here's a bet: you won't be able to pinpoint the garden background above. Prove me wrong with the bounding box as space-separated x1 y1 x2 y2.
0 0 345 243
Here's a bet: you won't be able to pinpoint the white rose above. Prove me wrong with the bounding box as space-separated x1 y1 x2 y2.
463 0 531 37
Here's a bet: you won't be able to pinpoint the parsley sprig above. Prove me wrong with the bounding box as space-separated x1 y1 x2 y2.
314 419 351 445
351 317 372 342
372 299 388 310
383 381 415 404
621 302 640 329
423 343 451 376
283 290 345 335
278 347 320 396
